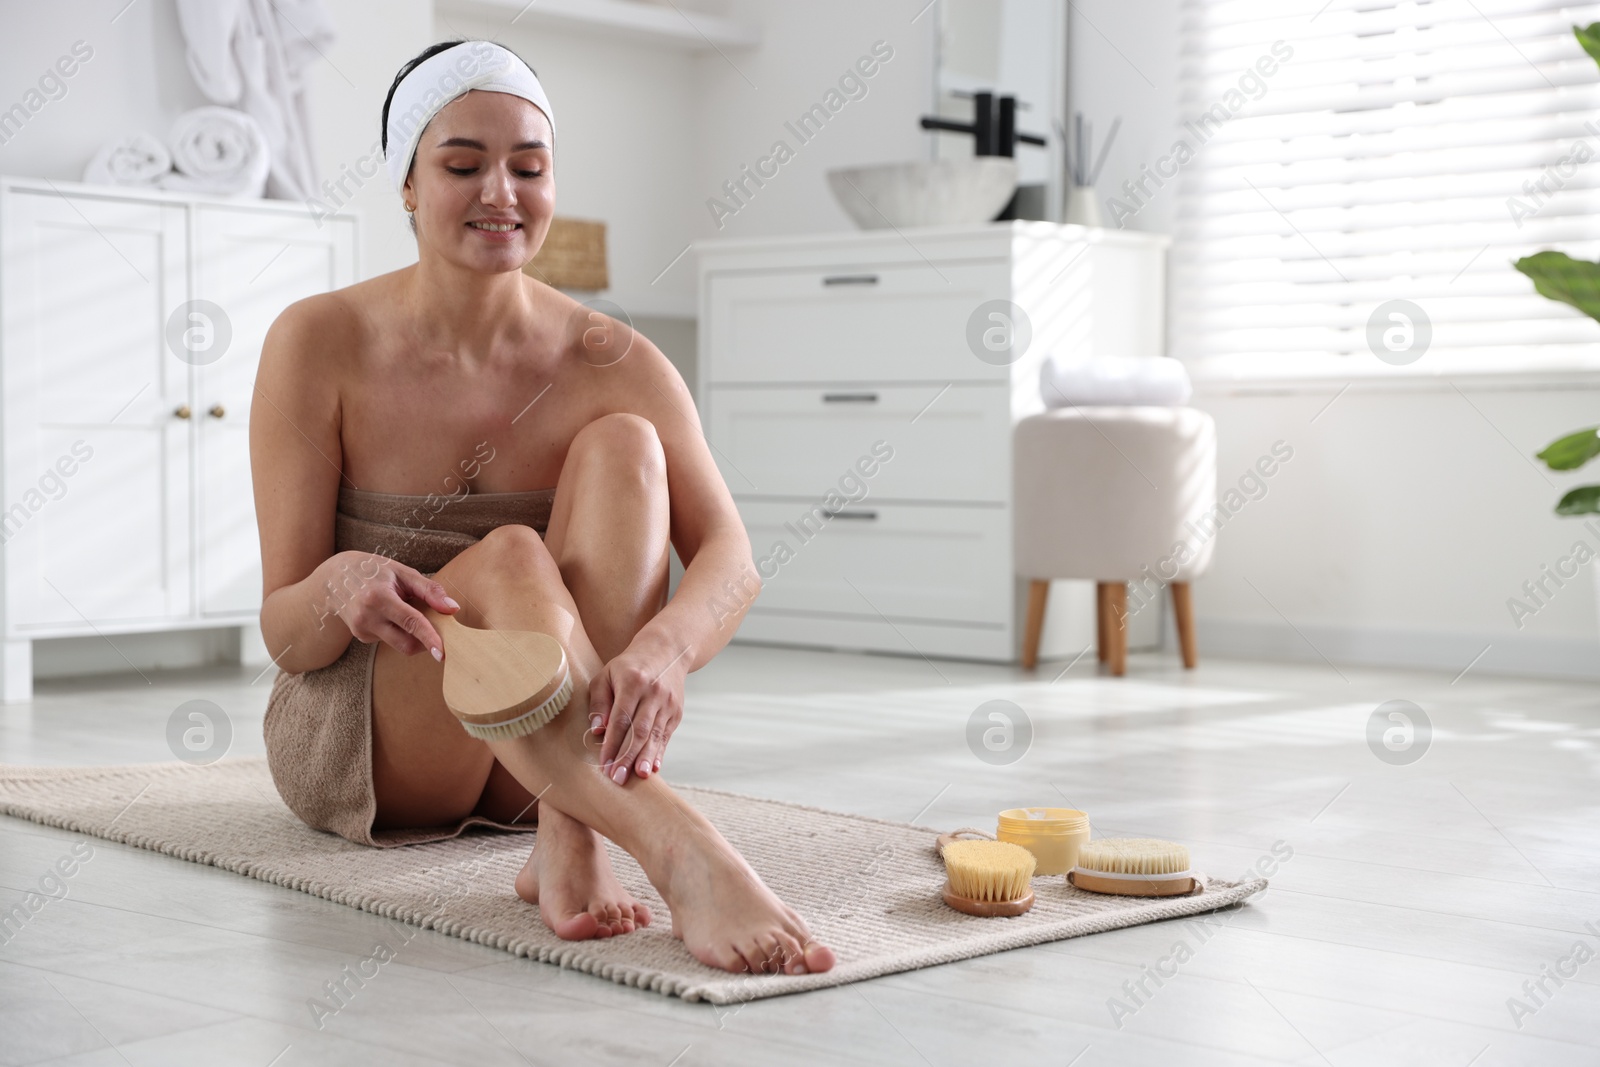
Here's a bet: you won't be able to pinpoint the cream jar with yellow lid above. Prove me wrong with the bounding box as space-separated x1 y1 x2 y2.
996 808 1091 876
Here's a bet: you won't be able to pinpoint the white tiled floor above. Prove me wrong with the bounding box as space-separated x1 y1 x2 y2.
2 643 1598 1066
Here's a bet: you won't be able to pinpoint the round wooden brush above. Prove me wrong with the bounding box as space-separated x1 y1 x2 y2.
937 836 1037 917
1068 838 1198 897
435 613 573 740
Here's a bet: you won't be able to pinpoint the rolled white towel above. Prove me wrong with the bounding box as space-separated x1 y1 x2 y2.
1039 354 1193 408
82 132 173 187
159 106 270 199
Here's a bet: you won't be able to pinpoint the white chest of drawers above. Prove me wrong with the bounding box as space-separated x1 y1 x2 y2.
696 221 1168 662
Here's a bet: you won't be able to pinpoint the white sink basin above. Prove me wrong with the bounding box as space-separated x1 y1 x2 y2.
827 159 1018 230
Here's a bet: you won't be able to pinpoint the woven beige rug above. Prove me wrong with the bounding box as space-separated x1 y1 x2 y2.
0 759 1266 1004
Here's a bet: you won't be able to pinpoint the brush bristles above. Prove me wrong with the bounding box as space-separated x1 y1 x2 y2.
942 840 1036 902
1076 838 1189 876
457 672 574 741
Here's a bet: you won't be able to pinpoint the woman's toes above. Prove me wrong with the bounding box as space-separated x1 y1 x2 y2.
551 909 601 941
632 902 653 928
761 936 789 974
772 931 807 974
737 939 772 975
802 940 836 974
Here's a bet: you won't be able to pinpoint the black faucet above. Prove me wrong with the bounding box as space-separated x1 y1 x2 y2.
920 92 1047 158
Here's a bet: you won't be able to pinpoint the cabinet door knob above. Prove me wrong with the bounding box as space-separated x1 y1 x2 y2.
208 404 226 418
174 404 192 419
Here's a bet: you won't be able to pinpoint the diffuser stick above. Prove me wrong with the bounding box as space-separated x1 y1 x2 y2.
1087 116 1122 187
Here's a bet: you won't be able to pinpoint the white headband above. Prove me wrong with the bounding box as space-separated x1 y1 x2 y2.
384 40 554 194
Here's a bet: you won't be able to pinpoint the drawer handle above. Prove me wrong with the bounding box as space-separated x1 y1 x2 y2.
827 509 878 520
821 274 879 286
822 392 879 403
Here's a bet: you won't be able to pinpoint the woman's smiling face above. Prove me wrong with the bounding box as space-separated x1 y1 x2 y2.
405 88 555 272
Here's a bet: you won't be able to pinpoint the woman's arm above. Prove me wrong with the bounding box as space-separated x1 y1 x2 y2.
590 337 760 781
251 300 455 675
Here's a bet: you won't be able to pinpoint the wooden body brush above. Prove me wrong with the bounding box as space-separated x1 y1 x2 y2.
434 613 573 740
936 829 1037 917
1068 838 1198 897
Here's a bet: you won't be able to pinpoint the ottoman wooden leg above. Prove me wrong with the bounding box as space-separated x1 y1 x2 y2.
1096 582 1109 662
1022 579 1049 669
1107 582 1128 677
1171 581 1197 668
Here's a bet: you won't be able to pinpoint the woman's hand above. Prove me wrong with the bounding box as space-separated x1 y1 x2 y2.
589 638 690 784
319 550 460 658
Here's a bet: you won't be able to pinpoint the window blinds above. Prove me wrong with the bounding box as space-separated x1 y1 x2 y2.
1171 0 1600 377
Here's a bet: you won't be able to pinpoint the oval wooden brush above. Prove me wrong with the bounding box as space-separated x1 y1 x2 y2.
1068 838 1197 897
434 613 573 740
938 837 1037 917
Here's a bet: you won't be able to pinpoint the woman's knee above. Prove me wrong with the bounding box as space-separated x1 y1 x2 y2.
463 523 563 588
567 412 666 484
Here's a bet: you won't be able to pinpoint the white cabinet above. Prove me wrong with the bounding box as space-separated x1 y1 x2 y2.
0 177 356 700
192 206 356 616
697 222 1168 663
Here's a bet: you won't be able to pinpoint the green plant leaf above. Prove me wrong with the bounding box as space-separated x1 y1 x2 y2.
1514 251 1600 323
1537 427 1600 470
1577 23 1600 68
1555 485 1600 516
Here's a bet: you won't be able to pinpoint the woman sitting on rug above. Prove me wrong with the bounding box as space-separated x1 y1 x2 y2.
250 38 834 978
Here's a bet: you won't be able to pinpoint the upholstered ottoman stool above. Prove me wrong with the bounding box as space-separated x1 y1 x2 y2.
1013 406 1217 675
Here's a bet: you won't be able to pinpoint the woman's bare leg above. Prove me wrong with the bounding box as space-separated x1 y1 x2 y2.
374 414 668 940
504 413 672 933
543 412 671 665
373 524 833 974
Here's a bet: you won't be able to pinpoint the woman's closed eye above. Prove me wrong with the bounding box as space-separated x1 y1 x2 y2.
445 166 543 178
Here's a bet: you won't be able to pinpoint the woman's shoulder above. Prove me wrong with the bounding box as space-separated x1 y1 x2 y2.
543 285 673 381
265 274 393 369
278 272 393 331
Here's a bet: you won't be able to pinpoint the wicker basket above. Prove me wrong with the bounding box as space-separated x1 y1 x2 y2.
523 216 608 291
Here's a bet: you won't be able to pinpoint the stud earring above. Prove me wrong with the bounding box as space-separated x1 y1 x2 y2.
403 201 415 213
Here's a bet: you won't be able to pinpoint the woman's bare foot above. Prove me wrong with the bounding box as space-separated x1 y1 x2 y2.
647 796 836 976
515 802 652 940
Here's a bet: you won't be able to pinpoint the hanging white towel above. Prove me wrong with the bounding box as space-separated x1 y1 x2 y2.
82 133 173 187
173 0 334 200
159 106 272 199
1039 354 1194 408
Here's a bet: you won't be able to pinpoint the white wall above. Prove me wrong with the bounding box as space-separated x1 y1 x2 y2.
307 0 435 290
1191 383 1600 679
0 1 209 179
691 0 936 241
1066 0 1180 237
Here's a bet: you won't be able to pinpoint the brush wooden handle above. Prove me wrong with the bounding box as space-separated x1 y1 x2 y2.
941 885 1035 917
435 612 569 727
1067 870 1198 897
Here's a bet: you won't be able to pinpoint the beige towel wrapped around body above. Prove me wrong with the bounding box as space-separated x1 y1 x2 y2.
264 485 555 847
